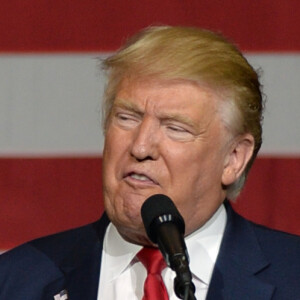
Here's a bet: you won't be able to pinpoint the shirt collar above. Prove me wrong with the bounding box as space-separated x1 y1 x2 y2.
102 204 226 285
101 223 142 283
186 204 227 285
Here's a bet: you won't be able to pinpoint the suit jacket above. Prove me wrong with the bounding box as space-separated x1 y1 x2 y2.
0 203 299 300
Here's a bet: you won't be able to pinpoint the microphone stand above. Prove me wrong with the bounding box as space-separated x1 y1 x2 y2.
155 221 197 300
140 194 197 299
177 280 196 300
183 287 197 300
173 259 197 300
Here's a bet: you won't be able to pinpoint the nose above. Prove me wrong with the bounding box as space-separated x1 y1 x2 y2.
130 116 160 161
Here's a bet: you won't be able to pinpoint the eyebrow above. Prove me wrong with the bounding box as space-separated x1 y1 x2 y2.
159 112 197 128
113 98 198 129
113 98 143 115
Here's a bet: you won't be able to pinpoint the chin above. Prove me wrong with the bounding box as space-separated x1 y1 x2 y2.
106 202 143 231
115 219 151 246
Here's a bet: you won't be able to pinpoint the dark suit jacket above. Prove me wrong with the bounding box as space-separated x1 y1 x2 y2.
0 203 300 300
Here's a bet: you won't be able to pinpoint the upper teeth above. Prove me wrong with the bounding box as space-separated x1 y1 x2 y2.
130 173 150 181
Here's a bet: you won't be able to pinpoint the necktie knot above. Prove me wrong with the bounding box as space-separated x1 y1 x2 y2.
137 247 167 274
137 247 169 300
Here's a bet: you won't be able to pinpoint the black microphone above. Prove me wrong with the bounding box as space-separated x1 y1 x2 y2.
141 194 196 300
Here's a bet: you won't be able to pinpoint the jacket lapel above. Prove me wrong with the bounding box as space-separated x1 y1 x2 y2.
41 213 110 300
207 203 275 300
62 248 102 300
61 214 110 300
42 276 67 300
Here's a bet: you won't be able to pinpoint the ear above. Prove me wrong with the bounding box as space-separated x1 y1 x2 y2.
222 133 255 186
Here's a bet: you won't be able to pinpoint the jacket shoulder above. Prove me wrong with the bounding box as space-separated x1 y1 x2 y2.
251 221 300 264
0 243 64 299
30 212 110 265
0 214 110 299
29 220 101 265
0 222 94 275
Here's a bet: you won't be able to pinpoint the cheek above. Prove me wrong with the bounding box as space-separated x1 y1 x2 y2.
168 143 225 193
102 132 123 194
103 127 128 168
102 127 134 205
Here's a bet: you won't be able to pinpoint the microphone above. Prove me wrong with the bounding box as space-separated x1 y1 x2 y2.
141 194 196 300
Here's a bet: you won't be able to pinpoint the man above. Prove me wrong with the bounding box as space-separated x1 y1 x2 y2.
0 26 299 300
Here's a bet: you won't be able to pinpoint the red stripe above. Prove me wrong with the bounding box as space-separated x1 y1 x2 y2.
0 157 299 249
1 0 300 52
0 158 103 249
232 157 300 236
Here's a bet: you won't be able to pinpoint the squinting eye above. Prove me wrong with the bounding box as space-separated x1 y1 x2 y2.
117 113 130 121
114 112 140 128
167 125 188 133
164 124 194 141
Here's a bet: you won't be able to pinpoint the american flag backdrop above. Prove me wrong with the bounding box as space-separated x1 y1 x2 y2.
0 0 300 252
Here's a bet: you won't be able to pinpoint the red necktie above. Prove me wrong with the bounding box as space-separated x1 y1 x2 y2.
137 247 169 300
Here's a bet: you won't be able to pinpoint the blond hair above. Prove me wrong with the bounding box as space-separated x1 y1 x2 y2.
102 26 264 199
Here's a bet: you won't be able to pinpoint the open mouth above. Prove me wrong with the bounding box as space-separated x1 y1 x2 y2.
126 172 158 185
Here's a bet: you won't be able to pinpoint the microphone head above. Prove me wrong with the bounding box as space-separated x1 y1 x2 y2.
141 194 185 243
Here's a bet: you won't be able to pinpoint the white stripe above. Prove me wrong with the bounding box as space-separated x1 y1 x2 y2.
247 54 300 155
0 54 299 156
0 54 108 156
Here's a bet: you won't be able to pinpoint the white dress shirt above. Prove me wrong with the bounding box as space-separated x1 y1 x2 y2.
97 204 226 300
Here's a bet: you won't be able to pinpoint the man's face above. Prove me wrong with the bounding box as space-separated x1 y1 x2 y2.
102 78 233 245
